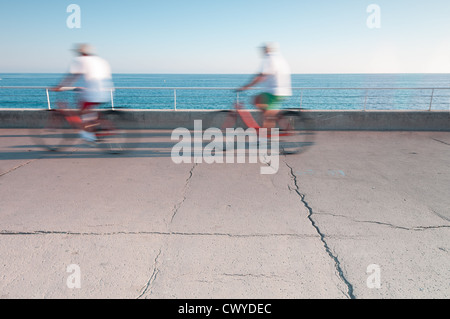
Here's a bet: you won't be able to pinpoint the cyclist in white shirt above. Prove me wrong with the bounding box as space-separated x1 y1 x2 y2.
53 44 114 142
237 42 292 129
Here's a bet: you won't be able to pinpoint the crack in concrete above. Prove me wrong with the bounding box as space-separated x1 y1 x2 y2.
169 163 198 224
0 147 80 178
222 273 280 279
317 212 450 231
285 160 356 299
432 138 450 146
431 210 450 223
0 159 37 178
0 230 318 239
137 249 162 299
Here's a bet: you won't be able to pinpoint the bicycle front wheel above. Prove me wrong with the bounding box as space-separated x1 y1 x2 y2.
207 110 239 132
31 110 75 152
276 110 316 155
206 110 240 151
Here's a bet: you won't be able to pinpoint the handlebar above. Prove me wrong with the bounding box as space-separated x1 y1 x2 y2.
50 87 82 92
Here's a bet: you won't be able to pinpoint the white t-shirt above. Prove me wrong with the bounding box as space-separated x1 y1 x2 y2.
70 55 113 103
260 52 292 97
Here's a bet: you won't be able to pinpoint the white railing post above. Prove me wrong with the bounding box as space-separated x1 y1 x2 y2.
174 89 177 111
429 88 435 111
363 89 369 111
46 88 51 110
111 89 115 110
300 89 303 108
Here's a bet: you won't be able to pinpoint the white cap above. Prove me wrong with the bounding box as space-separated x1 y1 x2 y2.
73 43 96 55
261 42 280 53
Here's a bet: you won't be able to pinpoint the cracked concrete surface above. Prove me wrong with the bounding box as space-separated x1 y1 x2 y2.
169 163 198 225
285 161 355 299
283 131 450 299
137 248 162 299
0 129 449 299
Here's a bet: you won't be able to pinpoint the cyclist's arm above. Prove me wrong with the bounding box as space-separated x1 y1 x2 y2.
238 73 267 91
52 73 81 91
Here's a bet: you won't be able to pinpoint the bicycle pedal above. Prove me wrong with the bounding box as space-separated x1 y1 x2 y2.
79 130 98 143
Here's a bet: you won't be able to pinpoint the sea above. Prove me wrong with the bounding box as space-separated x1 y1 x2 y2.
1 73 450 111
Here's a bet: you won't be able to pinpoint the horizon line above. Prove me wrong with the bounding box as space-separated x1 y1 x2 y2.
2 72 450 75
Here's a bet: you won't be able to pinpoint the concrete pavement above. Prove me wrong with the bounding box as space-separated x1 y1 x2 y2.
0 129 449 298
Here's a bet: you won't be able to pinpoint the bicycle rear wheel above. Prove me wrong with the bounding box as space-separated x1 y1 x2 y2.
31 110 76 152
276 110 316 155
95 111 139 154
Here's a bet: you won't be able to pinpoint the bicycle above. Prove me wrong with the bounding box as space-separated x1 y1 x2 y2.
31 87 137 154
208 96 316 155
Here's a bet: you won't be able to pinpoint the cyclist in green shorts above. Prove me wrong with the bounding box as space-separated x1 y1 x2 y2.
237 42 292 129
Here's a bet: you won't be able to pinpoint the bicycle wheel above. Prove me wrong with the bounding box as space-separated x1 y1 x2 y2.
275 110 316 155
207 110 238 132
94 110 139 154
205 110 238 151
31 110 75 151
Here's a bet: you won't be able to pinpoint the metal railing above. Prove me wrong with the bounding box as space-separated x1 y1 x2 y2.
1 86 450 111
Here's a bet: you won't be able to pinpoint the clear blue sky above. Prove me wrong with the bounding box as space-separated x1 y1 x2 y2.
1 0 450 74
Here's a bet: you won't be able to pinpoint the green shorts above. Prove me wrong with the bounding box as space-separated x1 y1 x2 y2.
259 93 284 110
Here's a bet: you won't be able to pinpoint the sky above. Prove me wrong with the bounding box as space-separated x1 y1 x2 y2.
1 0 450 74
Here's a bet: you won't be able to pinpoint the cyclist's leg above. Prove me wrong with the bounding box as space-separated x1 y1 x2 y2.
80 101 101 132
252 93 269 129
253 93 269 110
254 93 282 129
78 101 101 142
264 109 280 129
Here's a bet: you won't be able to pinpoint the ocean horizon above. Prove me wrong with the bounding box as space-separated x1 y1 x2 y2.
1 73 450 110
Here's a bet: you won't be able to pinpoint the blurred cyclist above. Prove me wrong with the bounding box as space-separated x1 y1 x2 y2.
53 44 114 142
237 42 292 129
